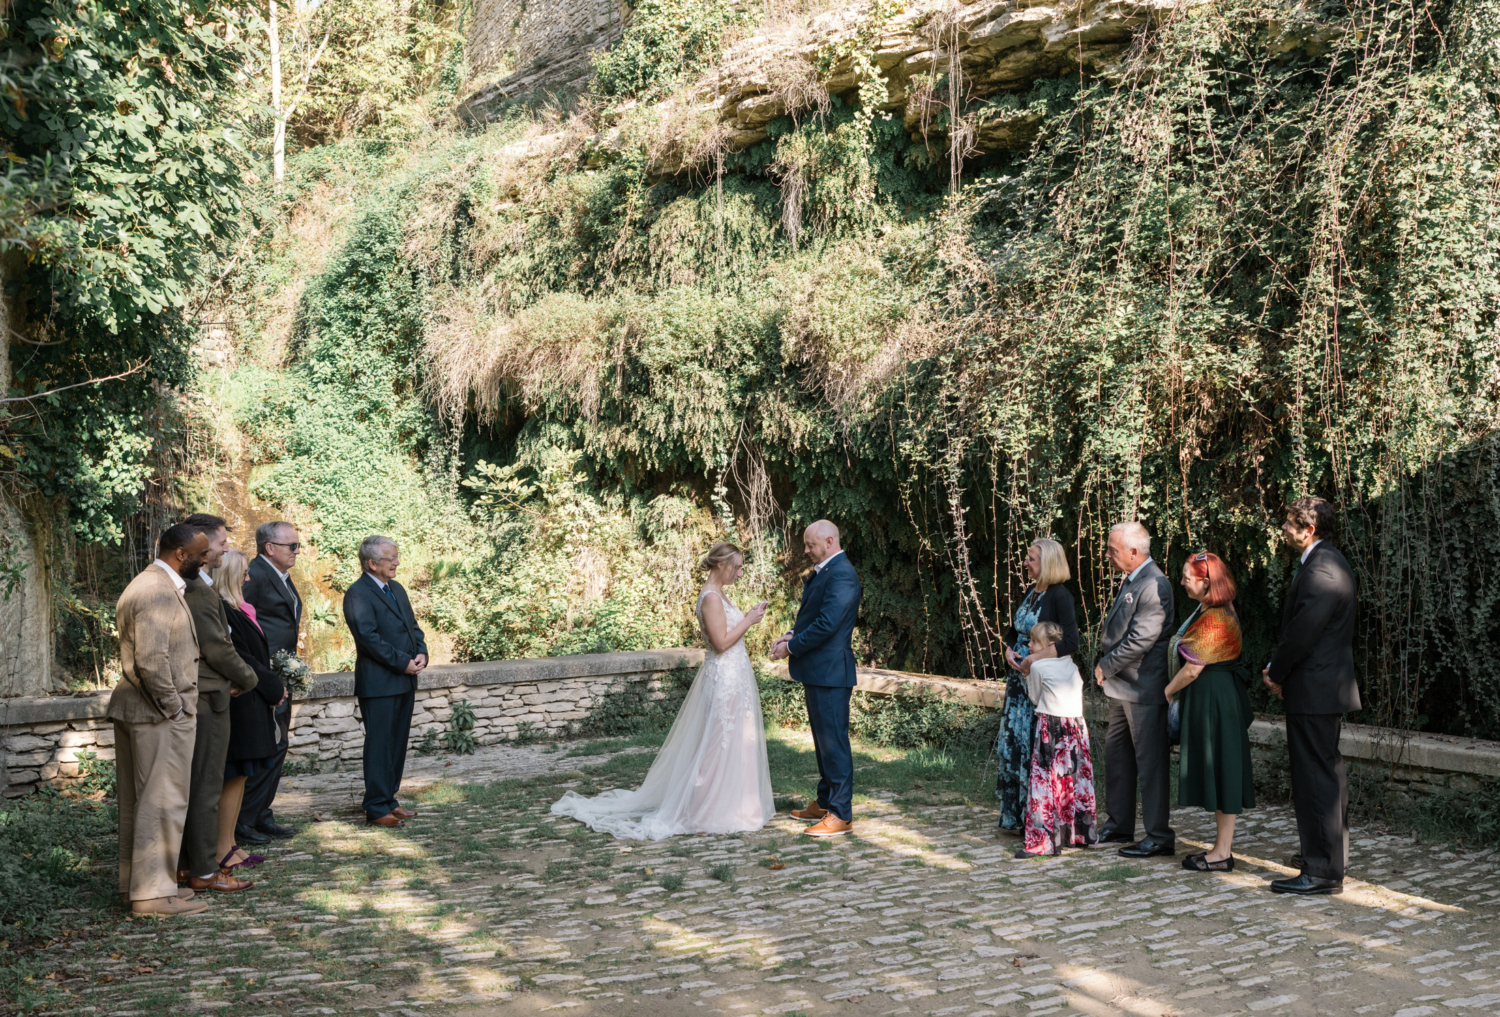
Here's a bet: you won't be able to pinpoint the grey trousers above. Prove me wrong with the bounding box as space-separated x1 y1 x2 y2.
1103 697 1174 843
115 714 195 900
177 698 231 878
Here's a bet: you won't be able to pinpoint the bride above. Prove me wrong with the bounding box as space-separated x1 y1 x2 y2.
551 542 774 840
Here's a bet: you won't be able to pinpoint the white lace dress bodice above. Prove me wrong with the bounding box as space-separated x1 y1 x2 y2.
551 589 774 840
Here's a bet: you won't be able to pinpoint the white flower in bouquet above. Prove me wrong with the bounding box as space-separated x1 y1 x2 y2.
270 649 313 698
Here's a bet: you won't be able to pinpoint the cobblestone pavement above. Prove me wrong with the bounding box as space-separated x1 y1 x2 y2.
32 734 1500 1017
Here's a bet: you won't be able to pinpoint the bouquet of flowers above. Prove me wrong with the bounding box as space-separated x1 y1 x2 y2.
270 650 313 698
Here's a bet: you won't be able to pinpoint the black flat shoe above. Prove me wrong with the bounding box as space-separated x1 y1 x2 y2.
1271 873 1342 895
1119 838 1176 858
1013 848 1047 859
257 820 296 839
235 823 271 845
1183 852 1234 872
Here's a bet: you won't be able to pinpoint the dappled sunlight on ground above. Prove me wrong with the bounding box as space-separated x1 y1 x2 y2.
24 731 1500 1017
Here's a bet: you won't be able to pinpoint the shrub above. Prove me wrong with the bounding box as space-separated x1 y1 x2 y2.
579 667 697 738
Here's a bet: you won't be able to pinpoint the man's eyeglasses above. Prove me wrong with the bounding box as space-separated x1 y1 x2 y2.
268 541 300 552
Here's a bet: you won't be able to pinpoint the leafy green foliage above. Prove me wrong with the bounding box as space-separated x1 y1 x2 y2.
73 748 116 796
445 698 477 754
0 794 114 932
591 0 757 104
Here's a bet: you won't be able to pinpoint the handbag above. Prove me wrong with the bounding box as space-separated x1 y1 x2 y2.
1167 698 1182 747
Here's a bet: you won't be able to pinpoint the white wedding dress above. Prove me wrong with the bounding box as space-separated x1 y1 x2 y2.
551 590 774 840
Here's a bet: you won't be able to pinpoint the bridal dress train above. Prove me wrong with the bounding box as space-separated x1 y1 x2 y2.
551 591 774 840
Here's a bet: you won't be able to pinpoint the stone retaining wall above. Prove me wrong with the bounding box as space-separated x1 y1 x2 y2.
0 649 703 797
3 651 1497 800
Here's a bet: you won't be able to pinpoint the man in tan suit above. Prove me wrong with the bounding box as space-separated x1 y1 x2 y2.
110 523 211 916
177 514 258 893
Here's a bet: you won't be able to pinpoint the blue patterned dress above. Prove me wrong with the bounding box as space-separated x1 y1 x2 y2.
997 588 1043 830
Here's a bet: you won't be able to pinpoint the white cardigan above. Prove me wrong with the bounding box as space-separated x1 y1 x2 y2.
1025 656 1084 718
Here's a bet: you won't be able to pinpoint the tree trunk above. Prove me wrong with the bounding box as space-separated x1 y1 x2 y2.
270 0 285 189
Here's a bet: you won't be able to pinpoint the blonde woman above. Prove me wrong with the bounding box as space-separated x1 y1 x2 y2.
553 542 774 839
212 550 288 868
998 538 1081 833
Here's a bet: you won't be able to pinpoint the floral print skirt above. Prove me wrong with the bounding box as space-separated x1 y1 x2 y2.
1024 714 1099 855
996 680 1035 830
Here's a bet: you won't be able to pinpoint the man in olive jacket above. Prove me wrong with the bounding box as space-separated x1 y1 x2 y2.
108 524 209 916
1264 497 1360 895
178 515 259 893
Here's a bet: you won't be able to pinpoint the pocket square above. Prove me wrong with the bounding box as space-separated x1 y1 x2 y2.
1123 592 1135 604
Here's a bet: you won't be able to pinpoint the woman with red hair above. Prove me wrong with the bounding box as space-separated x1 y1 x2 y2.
1164 551 1255 872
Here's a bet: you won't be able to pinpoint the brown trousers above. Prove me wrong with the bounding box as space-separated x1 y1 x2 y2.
115 713 195 901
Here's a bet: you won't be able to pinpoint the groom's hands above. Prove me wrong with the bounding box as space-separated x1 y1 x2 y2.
769 630 794 661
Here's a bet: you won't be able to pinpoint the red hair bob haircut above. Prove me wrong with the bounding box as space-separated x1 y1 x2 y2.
1188 551 1237 608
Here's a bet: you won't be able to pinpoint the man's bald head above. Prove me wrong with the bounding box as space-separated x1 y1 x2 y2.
802 519 842 565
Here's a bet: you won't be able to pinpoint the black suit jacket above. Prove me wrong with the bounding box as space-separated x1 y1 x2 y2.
224 604 286 762
343 572 427 699
243 555 302 657
1268 541 1361 714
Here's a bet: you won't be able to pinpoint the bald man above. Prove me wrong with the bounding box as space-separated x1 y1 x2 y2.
770 521 862 837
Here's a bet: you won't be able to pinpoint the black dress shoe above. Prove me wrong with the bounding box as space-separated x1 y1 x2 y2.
1118 838 1176 858
256 820 295 839
235 823 271 845
1097 829 1134 844
1271 872 1342 895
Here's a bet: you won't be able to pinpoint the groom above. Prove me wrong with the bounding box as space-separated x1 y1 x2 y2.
771 520 862 838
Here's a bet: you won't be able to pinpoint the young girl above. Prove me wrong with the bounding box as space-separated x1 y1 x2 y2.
1016 621 1099 858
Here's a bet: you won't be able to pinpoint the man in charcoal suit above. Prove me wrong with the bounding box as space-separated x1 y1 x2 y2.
769 520 862 838
178 514 258 893
238 520 303 844
1094 520 1177 858
1264 496 1360 895
344 535 428 828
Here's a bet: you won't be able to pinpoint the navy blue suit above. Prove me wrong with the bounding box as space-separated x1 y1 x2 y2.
343 572 427 819
787 552 861 821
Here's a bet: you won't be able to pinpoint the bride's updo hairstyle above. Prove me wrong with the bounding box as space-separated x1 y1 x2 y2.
700 541 743 573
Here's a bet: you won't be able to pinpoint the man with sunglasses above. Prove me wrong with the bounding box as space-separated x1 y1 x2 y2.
238 520 304 844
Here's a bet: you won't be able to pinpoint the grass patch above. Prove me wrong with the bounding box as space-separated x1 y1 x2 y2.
660 872 685 892
706 862 735 883
564 734 663 757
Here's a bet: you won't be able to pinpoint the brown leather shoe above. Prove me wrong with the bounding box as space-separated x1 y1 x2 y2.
131 895 209 916
188 868 253 893
790 803 828 821
392 807 418 818
804 815 854 837
367 813 404 828
176 868 191 884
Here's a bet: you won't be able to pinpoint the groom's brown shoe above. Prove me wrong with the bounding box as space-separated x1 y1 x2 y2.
790 803 828 821
804 815 853 837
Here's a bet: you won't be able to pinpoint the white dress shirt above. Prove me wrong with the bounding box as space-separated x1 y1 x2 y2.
153 559 187 592
1125 556 1154 583
1300 539 1322 564
814 549 845 573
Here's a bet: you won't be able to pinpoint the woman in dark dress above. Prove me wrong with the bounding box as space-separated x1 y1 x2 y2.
997 538 1081 832
1163 551 1254 872
211 550 286 869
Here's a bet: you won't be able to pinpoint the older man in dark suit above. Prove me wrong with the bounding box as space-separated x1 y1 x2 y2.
344 535 428 828
1264 497 1360 895
237 520 303 843
1094 521 1176 859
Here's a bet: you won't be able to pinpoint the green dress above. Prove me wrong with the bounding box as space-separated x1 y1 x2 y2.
1172 605 1256 815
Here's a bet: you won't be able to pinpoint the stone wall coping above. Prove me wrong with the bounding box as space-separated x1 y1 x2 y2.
4 650 1496 781
839 665 1500 780
0 648 706 726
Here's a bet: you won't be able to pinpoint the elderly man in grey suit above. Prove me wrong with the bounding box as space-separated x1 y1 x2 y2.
1094 521 1176 858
